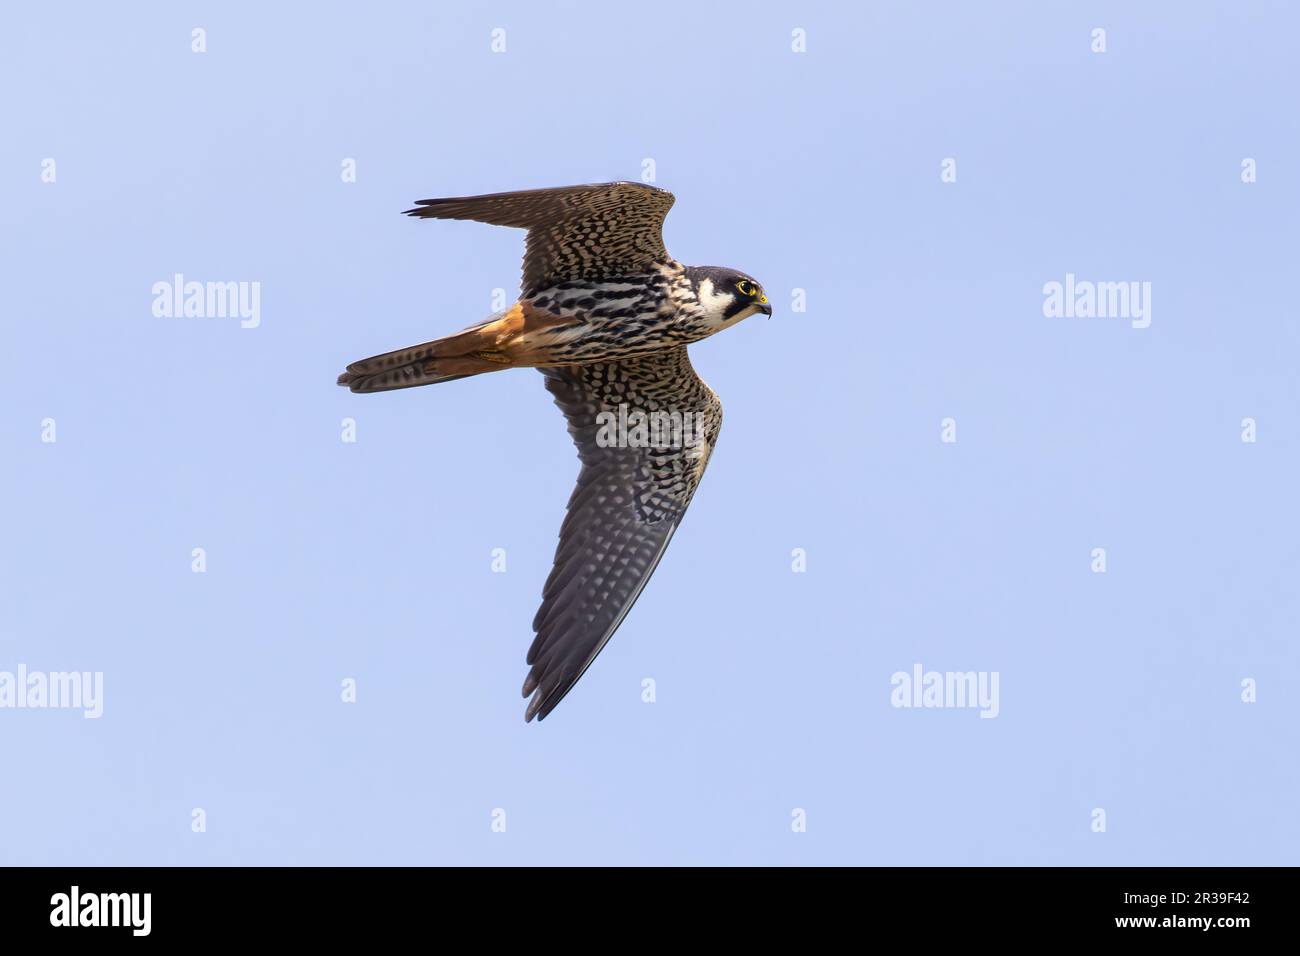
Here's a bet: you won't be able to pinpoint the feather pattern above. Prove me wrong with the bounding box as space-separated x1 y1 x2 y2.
404 182 676 297
524 347 722 721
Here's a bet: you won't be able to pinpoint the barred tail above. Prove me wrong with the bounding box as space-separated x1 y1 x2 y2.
336 322 509 394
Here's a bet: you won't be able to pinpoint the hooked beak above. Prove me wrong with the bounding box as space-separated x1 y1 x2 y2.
756 301 773 317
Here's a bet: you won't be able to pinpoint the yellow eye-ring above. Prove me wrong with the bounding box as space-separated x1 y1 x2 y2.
736 279 754 296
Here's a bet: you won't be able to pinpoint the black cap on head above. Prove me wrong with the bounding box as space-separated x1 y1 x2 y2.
685 265 770 318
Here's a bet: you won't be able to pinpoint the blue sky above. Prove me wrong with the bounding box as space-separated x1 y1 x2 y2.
1 1 1296 865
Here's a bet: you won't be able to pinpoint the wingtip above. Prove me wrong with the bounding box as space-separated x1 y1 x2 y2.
523 684 551 722
403 197 459 217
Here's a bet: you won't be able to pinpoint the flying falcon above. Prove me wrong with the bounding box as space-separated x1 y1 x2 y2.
338 182 771 721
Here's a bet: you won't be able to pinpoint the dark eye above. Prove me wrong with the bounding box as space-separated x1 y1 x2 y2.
736 280 753 296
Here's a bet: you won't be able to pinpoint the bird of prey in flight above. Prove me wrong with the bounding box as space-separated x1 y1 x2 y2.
338 182 770 721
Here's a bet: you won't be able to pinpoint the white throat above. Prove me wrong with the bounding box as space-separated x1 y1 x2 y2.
695 278 739 327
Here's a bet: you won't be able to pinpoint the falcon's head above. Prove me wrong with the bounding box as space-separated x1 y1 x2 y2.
686 266 773 329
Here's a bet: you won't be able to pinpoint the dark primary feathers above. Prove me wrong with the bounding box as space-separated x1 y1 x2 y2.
404 181 676 297
525 347 722 721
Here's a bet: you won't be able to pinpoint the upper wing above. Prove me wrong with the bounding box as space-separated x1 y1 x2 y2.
525 347 722 722
403 182 675 297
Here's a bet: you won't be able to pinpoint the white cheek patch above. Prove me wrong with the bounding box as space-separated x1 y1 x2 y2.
696 278 736 320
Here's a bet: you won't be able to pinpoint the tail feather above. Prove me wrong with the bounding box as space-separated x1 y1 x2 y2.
337 321 508 394
338 301 572 394
336 363 476 393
